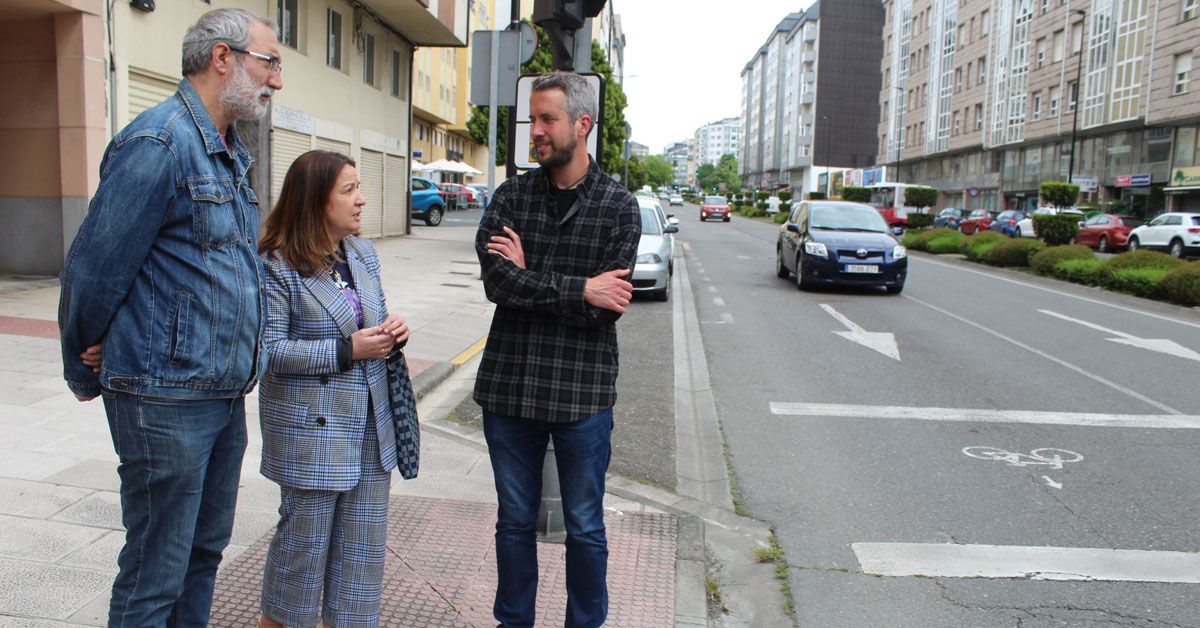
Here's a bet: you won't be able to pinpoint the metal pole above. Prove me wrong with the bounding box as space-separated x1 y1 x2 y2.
822 115 830 195
487 30 499 196
1066 9 1086 186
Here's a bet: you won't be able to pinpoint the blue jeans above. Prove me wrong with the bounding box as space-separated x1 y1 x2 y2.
482 407 613 628
102 392 247 627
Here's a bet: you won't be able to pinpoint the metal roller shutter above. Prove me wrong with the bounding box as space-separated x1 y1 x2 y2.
315 137 351 156
127 69 177 123
270 128 312 211
358 149 384 239
383 154 408 236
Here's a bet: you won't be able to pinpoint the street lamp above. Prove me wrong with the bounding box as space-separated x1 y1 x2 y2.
1066 9 1087 186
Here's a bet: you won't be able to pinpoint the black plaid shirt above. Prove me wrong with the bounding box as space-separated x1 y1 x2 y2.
474 158 641 423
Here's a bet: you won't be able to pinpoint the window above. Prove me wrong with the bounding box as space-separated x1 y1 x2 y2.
955 67 963 92
1041 0 1049 13
1175 53 1193 95
1070 22 1083 54
969 17 976 42
975 103 984 129
391 49 404 99
1052 30 1064 63
1049 85 1061 116
1068 80 1078 111
981 10 990 35
957 24 965 49
966 62 973 86
1035 38 1046 68
363 33 376 86
953 112 961 135
978 56 987 84
277 0 298 49
1032 93 1042 120
326 8 342 70
1185 0 1198 20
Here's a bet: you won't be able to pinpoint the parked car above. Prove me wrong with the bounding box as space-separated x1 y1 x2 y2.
933 207 972 230
437 182 475 210
1075 214 1145 252
958 209 998 234
466 183 490 208
411 176 444 226
1127 212 1200 258
700 195 730 222
658 191 670 200
1015 207 1084 239
669 193 684 206
775 200 907 294
989 210 1028 237
632 201 678 301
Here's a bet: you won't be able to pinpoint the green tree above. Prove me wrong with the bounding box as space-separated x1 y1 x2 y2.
904 186 938 210
466 24 629 174
642 155 673 189
1039 181 1081 208
696 154 742 193
613 155 646 190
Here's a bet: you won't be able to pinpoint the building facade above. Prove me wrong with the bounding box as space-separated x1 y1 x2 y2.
741 1 886 196
0 0 468 275
878 0 1200 214
693 118 743 168
665 140 693 186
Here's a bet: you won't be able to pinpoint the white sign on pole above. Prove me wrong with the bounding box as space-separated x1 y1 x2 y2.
512 73 605 170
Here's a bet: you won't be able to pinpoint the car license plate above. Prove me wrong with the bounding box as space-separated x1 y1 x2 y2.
845 264 880 274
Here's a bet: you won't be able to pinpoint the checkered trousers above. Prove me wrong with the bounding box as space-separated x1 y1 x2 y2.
260 421 391 628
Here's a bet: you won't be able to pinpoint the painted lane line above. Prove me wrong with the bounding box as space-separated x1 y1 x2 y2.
713 297 726 307
1043 476 1063 489
905 294 1181 415
819 304 900 361
852 543 1200 583
910 256 1200 331
1040 309 1200 363
768 402 1200 429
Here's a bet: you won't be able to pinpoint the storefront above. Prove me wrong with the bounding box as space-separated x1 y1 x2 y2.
1112 173 1165 218
1165 166 1200 212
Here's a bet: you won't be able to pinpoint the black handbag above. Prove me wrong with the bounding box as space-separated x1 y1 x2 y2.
386 350 420 479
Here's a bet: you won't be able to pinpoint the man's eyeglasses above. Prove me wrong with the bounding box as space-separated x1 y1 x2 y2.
228 46 282 73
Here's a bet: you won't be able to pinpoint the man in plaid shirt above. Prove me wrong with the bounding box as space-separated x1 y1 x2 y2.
474 71 640 628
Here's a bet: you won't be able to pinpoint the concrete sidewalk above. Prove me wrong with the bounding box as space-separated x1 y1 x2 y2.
0 223 706 626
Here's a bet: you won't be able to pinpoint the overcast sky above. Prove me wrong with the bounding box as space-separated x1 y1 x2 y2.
617 0 814 154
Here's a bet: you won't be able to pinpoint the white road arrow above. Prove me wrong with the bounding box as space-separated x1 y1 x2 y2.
819 304 901 361
1043 475 1063 490
1040 310 1200 363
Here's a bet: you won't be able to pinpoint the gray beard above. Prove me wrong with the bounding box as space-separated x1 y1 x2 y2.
220 62 270 121
536 137 577 169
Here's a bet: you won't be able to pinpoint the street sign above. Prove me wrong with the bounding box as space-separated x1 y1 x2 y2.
470 30 522 107
967 186 980 197
1115 174 1150 187
512 73 606 170
1070 175 1098 192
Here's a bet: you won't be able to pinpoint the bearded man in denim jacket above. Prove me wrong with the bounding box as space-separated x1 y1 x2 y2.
57 8 283 626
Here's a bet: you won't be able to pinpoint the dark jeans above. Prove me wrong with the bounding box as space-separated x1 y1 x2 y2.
482 407 613 628
102 392 247 627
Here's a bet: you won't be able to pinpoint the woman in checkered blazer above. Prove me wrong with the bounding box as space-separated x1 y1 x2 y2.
255 150 409 628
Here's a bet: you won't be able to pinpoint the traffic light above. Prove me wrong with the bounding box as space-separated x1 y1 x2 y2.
533 0 607 30
533 0 607 70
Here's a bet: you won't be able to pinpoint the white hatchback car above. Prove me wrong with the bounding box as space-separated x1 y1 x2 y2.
632 198 677 301
1015 206 1082 239
1127 212 1200 258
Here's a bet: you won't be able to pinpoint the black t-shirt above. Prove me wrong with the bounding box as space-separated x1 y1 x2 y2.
547 185 578 222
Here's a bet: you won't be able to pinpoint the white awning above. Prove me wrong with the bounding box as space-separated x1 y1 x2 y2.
1164 185 1200 193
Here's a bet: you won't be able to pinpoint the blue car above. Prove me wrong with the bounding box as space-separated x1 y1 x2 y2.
934 207 971 230
988 210 1027 237
776 200 907 294
411 176 444 226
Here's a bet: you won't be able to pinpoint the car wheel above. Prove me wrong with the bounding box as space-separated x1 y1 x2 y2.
669 262 674 277
1098 235 1109 253
794 254 808 290
1169 238 1184 258
425 206 444 226
723 216 730 222
1128 236 1139 252
775 247 790 278
886 283 904 295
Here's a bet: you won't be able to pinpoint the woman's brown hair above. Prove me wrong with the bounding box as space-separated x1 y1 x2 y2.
260 150 355 277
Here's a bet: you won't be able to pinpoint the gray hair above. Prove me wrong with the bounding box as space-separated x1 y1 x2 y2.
532 71 598 133
181 8 277 76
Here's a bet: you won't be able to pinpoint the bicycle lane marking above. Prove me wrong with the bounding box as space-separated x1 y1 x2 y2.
768 403 1200 428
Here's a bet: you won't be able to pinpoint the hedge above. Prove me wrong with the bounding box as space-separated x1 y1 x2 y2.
960 231 1008 261
984 239 1046 267
904 187 938 209
907 213 936 229
778 191 793 202
1096 250 1185 284
742 205 766 218
1039 181 1080 209
1053 258 1105 285
1101 267 1169 299
773 211 790 224
902 227 957 251
1030 245 1094 276
927 232 967 254
1031 214 1081 246
1159 263 1200 306
841 186 872 203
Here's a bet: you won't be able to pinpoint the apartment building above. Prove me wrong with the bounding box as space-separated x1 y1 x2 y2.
413 0 494 181
741 1 885 195
665 140 693 186
0 0 468 275
687 118 742 188
879 0 1200 214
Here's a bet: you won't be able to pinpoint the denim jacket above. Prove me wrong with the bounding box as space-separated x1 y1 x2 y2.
59 79 266 399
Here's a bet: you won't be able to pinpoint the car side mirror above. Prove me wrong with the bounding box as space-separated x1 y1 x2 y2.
664 224 679 234
786 223 801 234
892 226 905 236
667 212 675 218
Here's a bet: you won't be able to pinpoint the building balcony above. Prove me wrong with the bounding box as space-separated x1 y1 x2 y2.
790 154 813 168
801 91 814 105
802 50 816 63
803 28 817 42
368 0 469 47
802 71 816 83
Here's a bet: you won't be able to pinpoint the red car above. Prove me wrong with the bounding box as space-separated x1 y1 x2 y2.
700 195 730 222
1076 213 1145 253
958 209 998 234
437 182 476 209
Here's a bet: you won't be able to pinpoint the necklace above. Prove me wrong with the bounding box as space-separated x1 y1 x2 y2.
330 266 349 290
554 171 588 190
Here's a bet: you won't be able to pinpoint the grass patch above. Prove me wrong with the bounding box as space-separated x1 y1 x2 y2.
754 534 786 563
752 531 797 624
721 437 751 518
704 574 721 606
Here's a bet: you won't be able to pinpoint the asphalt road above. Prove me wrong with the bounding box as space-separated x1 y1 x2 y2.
436 206 677 491
675 203 1200 626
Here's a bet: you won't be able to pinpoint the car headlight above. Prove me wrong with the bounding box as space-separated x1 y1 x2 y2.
636 253 663 264
804 241 828 258
893 245 907 260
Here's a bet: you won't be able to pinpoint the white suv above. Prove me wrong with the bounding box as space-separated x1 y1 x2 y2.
1127 212 1200 258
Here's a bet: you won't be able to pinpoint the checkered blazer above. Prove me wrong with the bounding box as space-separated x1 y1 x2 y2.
258 237 398 492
